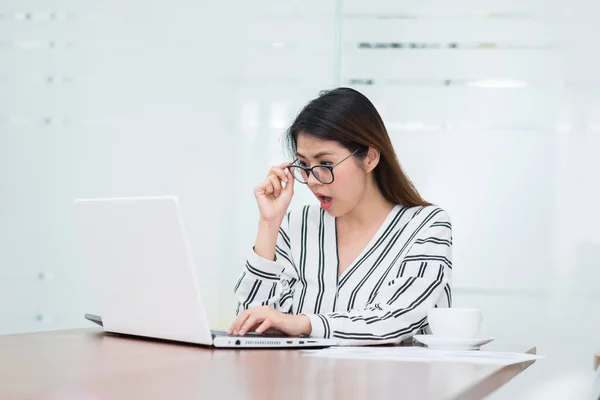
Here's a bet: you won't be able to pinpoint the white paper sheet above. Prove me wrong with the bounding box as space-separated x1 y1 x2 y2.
303 346 543 366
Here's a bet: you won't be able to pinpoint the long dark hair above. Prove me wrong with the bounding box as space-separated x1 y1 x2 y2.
285 87 430 207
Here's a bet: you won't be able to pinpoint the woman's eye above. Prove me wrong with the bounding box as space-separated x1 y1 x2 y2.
298 161 308 167
320 161 332 166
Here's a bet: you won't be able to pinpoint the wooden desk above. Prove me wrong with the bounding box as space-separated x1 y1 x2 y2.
0 329 536 400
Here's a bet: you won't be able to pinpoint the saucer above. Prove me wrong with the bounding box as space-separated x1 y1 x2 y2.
413 335 495 350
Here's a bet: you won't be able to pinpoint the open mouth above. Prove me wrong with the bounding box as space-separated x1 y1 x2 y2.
316 195 333 210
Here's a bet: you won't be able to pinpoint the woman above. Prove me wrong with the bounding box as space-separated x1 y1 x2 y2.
229 87 452 346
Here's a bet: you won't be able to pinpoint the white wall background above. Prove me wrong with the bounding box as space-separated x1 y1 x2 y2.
1 0 599 398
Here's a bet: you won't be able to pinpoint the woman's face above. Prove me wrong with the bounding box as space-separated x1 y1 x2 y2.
294 133 368 217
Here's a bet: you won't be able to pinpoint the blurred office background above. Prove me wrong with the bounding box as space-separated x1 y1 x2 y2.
1 0 599 398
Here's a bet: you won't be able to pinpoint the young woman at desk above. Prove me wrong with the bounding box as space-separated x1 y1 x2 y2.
229 88 452 346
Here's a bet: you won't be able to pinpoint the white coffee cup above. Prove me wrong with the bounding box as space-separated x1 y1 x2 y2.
427 308 483 338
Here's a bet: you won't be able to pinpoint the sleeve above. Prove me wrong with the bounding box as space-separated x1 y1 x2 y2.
234 213 299 315
305 209 452 346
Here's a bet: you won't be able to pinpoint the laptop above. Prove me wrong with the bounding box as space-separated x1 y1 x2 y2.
74 196 335 349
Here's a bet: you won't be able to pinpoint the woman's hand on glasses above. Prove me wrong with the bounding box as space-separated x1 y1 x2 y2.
254 162 295 223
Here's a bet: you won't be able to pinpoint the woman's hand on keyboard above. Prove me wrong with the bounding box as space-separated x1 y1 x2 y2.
228 306 311 337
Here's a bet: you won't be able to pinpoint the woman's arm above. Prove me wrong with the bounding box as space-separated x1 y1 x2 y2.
234 213 299 315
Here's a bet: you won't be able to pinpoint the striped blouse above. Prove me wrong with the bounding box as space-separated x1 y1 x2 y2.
234 204 453 346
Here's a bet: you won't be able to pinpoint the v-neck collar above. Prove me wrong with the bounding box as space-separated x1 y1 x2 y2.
333 204 403 285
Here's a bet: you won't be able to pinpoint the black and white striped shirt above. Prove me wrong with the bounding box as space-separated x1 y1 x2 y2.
234 204 452 346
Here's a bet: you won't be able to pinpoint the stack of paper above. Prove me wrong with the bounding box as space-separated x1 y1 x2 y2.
303 346 542 366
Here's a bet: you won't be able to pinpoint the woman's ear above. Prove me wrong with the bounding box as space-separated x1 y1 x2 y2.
363 147 380 173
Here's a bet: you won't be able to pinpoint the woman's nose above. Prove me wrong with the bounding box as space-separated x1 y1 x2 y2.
306 171 321 188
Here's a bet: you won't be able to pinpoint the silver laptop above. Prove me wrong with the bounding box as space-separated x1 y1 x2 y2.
74 196 334 349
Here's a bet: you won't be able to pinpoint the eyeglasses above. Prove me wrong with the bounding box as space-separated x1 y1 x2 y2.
288 149 360 184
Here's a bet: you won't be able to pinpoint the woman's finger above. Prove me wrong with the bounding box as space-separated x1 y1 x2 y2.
283 169 295 192
269 175 282 198
229 311 249 335
229 312 246 334
263 179 274 196
268 166 289 183
256 178 274 196
255 319 273 335
238 315 259 336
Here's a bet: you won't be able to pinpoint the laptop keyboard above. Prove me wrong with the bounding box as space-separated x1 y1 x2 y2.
211 329 293 338
211 329 264 338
